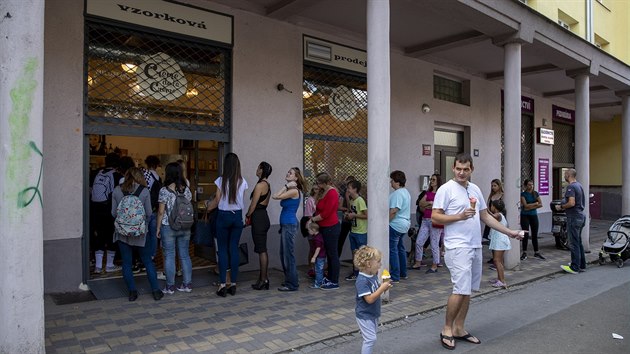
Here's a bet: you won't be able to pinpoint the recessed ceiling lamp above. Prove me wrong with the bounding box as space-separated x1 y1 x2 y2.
121 63 137 73
186 88 199 98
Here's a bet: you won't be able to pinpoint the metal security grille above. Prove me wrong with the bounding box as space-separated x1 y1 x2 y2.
303 65 367 187
521 115 534 182
553 123 575 164
500 114 534 182
85 21 231 134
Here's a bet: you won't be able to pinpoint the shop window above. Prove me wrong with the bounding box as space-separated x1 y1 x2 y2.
500 114 535 182
521 115 535 183
303 66 367 186
85 22 231 134
553 123 575 164
433 74 470 106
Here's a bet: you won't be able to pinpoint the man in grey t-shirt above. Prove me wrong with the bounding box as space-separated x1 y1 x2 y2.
555 168 586 274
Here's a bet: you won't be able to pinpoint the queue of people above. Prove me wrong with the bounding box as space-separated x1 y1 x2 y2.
93 148 574 310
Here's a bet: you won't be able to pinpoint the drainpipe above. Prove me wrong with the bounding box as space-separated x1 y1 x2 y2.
586 0 594 43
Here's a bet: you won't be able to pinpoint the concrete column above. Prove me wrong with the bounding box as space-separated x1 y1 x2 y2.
366 0 390 289
620 95 630 215
502 42 522 270
574 74 590 251
0 1 45 353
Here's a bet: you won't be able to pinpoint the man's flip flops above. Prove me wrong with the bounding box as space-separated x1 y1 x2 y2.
440 333 455 350
454 333 481 344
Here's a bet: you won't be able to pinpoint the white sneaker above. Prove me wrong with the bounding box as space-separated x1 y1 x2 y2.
157 271 166 280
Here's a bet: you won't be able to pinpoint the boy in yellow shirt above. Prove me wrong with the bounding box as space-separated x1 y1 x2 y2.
345 180 368 281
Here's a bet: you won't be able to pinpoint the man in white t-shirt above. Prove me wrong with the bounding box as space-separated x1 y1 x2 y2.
432 153 524 350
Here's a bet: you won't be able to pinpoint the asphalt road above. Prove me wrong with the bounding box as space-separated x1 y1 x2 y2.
302 264 630 354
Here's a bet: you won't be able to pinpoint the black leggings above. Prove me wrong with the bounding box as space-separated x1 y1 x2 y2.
91 202 117 252
321 223 341 284
520 214 539 252
337 220 352 257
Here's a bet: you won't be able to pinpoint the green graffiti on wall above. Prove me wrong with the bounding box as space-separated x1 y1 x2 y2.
6 58 43 209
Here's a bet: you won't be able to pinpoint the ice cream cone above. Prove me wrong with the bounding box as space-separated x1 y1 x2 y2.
469 197 477 209
382 269 391 281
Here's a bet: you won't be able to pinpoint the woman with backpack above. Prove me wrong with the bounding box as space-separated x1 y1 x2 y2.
111 167 163 301
157 162 194 295
206 153 248 297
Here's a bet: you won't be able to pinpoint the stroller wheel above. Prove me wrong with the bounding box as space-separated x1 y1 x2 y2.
598 254 606 265
616 258 624 268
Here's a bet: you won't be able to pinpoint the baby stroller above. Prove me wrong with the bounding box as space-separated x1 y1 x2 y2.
598 215 630 268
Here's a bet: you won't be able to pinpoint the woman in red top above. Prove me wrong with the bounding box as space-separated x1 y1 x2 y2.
310 172 340 290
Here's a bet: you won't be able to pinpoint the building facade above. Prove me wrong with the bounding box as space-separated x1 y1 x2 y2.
3 0 630 350
20 0 630 292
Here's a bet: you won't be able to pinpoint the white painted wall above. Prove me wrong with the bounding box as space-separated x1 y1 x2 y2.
43 0 84 242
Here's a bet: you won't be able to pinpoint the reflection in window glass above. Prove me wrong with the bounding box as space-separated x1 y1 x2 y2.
303 66 367 188
85 22 230 133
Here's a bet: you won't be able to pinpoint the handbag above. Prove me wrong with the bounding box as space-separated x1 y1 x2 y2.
212 239 249 267
238 242 249 266
193 208 217 247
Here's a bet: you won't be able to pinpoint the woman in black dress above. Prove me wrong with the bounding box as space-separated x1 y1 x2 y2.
245 162 272 290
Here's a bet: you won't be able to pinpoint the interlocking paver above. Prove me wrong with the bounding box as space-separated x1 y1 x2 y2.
45 220 613 353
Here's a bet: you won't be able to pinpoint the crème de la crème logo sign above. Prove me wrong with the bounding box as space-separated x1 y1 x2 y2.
136 53 187 101
328 85 358 121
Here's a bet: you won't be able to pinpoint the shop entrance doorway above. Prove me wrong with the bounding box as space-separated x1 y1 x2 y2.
86 135 222 298
434 128 464 181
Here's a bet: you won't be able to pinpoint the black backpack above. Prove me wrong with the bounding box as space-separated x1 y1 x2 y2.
149 175 162 212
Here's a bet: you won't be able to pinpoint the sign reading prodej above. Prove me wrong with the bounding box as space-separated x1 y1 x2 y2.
552 105 575 124
303 35 367 74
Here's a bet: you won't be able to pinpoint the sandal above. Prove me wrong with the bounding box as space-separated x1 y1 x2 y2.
453 332 481 344
440 333 455 350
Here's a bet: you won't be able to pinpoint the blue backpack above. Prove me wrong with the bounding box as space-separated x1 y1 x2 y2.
114 186 147 237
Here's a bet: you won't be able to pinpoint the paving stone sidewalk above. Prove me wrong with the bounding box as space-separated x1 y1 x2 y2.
45 220 614 353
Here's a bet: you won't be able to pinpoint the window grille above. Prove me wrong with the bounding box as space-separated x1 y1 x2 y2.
500 114 535 183
553 123 575 164
85 21 231 134
521 115 534 183
303 65 367 188
434 75 467 105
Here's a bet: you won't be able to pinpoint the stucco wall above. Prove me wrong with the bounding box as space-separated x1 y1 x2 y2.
43 0 85 292
591 116 622 185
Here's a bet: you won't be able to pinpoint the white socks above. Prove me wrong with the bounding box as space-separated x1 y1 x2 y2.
106 251 116 268
95 250 104 270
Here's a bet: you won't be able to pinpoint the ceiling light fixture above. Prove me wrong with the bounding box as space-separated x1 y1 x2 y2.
121 63 138 73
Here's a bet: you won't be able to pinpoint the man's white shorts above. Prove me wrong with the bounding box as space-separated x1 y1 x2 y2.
444 247 482 295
